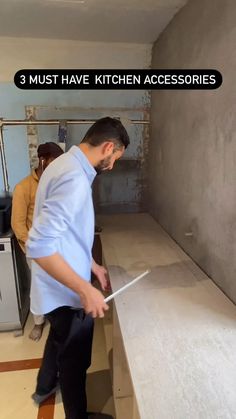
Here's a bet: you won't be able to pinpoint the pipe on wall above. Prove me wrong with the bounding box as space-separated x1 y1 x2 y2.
0 117 150 192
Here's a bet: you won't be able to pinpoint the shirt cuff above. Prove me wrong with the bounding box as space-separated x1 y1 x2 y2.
26 239 57 258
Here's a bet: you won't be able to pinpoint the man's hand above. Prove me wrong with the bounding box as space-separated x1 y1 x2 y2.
92 260 111 291
32 253 109 318
80 282 109 318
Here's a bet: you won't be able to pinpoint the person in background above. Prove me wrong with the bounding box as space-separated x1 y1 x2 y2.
11 142 64 341
26 117 130 419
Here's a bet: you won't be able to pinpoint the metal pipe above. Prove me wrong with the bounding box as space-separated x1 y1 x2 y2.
0 116 149 192
0 126 10 193
0 119 149 127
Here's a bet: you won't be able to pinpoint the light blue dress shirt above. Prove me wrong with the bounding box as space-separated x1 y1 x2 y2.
26 146 96 315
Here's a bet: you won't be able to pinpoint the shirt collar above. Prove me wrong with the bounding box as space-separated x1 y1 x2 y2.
68 146 97 185
32 170 39 182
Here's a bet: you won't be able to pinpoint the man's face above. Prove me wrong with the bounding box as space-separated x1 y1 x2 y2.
95 146 125 174
46 157 56 168
41 157 55 171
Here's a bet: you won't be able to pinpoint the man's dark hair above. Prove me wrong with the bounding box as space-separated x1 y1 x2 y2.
37 142 64 159
81 117 130 150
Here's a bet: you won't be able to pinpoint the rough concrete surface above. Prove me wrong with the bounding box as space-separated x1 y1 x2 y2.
149 0 236 303
100 213 236 419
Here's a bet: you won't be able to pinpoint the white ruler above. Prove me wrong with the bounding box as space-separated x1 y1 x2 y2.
104 270 150 303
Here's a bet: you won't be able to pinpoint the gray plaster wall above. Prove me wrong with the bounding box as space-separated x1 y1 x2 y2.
149 0 236 302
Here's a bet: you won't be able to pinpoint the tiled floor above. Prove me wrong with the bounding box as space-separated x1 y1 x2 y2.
0 313 115 419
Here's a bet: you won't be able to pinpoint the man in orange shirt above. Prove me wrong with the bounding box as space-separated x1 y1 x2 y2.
11 142 64 340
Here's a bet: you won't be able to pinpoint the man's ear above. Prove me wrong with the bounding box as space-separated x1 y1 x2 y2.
101 141 114 156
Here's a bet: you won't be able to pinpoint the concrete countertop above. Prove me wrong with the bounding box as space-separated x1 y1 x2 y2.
99 213 236 419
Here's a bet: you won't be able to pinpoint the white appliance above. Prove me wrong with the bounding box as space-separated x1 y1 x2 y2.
0 231 30 332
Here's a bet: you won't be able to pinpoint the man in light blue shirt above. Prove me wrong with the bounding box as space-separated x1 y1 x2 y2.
26 117 130 419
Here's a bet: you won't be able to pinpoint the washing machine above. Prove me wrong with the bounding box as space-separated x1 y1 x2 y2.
0 230 30 332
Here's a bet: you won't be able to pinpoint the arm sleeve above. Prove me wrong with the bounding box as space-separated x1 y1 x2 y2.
26 171 87 258
11 184 29 249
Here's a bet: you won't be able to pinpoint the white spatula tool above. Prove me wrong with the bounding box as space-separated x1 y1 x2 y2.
104 270 150 303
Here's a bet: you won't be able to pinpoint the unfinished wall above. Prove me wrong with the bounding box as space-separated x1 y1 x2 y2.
0 37 151 213
149 0 236 301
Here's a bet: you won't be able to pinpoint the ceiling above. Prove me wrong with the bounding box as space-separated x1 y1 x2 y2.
0 0 188 43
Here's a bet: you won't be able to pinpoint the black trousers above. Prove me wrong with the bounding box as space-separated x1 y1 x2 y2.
36 306 94 419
